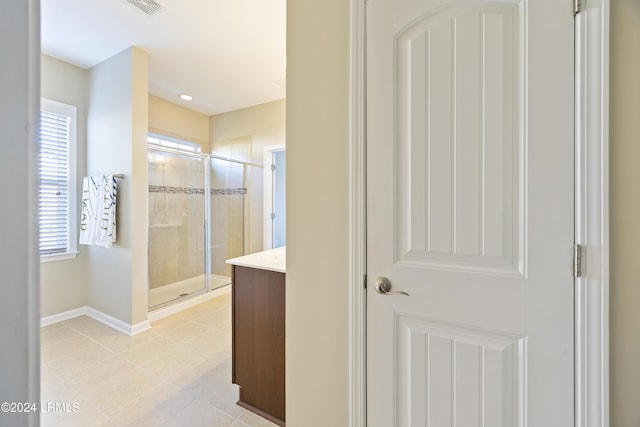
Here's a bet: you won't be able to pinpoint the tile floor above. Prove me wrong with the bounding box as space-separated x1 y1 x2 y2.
40 292 278 427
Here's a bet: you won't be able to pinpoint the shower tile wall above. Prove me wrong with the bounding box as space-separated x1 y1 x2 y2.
210 158 245 278
211 136 261 256
148 153 206 290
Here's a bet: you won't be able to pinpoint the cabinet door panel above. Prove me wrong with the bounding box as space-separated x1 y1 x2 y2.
232 266 286 423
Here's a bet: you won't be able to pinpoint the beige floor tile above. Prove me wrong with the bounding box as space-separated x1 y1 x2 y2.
237 410 281 427
42 397 114 427
63 315 107 333
64 353 138 392
159 320 217 344
150 312 193 331
41 323 81 347
41 381 81 408
109 381 194 427
41 333 101 364
183 332 231 362
83 366 165 416
191 307 231 327
43 341 115 381
41 362 66 385
40 293 279 426
96 327 165 354
179 359 240 417
188 294 230 314
76 322 126 342
187 303 226 321
161 399 236 427
122 338 201 369
206 381 244 418
178 301 223 318
118 335 182 366
181 358 231 391
143 346 211 386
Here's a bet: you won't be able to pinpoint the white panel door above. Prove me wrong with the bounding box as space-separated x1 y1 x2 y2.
366 0 575 425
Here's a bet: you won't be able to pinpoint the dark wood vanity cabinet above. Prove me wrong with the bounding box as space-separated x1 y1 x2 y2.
231 265 285 426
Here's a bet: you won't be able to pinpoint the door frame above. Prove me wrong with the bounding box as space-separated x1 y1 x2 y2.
263 144 287 250
347 1 610 426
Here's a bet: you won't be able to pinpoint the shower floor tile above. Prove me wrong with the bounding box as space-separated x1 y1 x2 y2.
40 293 278 427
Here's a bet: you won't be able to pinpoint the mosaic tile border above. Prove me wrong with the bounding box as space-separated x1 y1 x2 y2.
149 185 247 195
211 188 247 196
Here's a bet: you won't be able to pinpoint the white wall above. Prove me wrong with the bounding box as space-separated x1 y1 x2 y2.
40 55 89 317
0 1 40 425
285 0 350 425
86 47 149 325
210 99 286 254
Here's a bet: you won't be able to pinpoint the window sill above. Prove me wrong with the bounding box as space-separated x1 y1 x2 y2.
40 251 79 263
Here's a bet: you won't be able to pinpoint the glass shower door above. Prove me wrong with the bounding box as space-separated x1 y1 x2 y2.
148 148 207 308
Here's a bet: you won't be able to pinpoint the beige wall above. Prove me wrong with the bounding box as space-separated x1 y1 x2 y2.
148 95 210 151
86 47 149 325
285 0 350 425
210 99 286 254
40 55 89 317
130 48 151 325
610 1 640 426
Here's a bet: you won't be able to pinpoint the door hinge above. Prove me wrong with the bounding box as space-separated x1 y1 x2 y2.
573 0 581 15
271 212 276 220
573 243 583 278
364 274 367 289
271 163 276 171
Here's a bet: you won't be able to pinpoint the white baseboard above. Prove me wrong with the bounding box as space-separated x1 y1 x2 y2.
40 307 88 327
40 306 151 336
41 286 230 335
148 285 230 323
85 307 151 336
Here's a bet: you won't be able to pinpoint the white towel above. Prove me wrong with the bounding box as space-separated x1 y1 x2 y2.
79 175 117 248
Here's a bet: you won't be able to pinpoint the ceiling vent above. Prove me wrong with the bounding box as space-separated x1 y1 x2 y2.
123 0 167 16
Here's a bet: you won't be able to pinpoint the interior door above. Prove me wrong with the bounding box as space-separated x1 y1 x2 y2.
366 0 575 425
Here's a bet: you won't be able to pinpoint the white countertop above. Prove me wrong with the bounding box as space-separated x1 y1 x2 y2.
226 246 286 273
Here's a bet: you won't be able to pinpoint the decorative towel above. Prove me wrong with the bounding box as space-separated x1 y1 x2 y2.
79 175 117 248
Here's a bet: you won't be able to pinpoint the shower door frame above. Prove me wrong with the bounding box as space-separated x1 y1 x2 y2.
147 143 248 309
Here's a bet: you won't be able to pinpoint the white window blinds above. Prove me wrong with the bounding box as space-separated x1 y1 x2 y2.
38 99 77 258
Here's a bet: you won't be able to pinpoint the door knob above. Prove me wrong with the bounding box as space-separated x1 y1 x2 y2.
374 277 409 296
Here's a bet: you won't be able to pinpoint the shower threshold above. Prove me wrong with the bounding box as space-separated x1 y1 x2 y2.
149 274 230 309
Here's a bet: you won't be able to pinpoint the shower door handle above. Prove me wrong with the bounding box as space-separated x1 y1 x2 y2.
374 277 409 296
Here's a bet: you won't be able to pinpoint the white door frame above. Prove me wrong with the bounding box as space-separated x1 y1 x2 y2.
263 144 286 250
347 1 610 426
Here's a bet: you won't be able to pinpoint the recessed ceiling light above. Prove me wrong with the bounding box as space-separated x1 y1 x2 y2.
179 94 193 101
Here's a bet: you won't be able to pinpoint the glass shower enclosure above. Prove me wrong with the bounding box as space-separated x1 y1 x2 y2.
147 141 246 308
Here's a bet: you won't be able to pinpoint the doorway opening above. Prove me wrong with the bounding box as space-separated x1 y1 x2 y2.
263 145 286 249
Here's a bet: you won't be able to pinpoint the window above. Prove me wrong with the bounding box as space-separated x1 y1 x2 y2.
147 133 201 153
38 98 77 261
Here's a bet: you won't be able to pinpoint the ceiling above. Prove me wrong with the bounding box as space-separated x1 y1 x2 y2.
41 0 286 116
